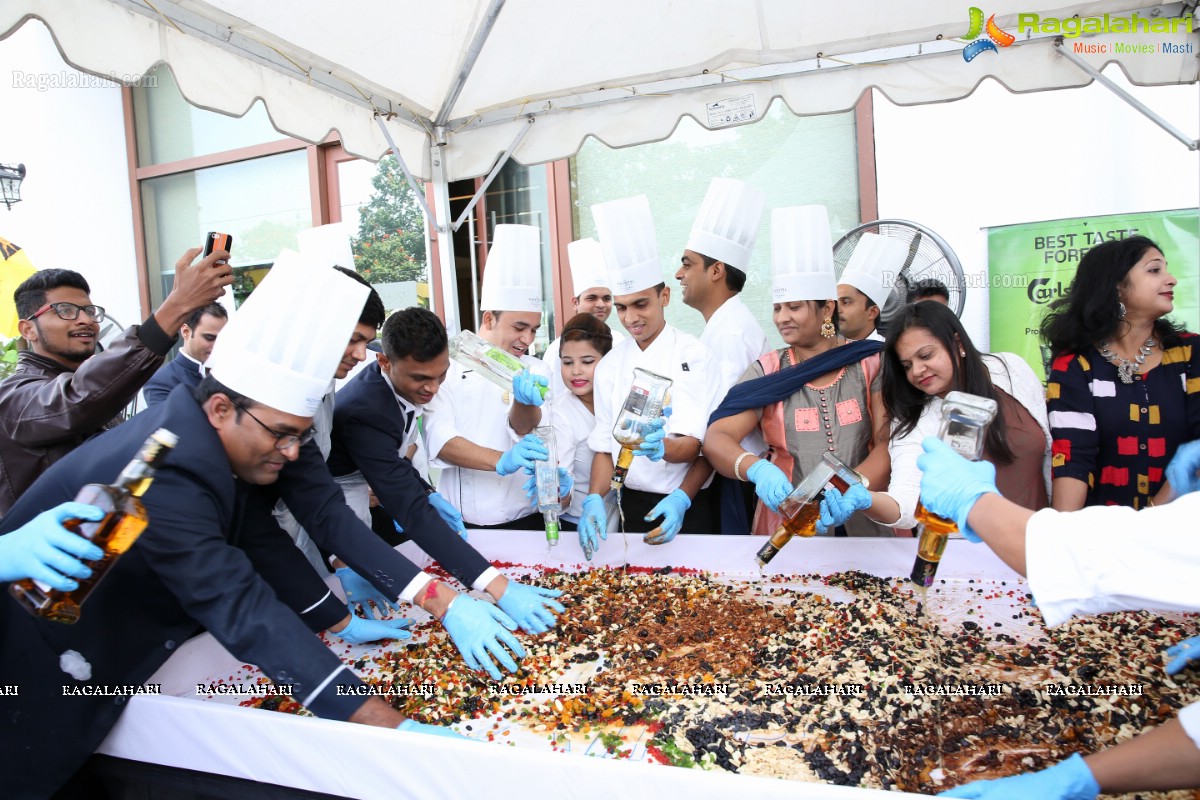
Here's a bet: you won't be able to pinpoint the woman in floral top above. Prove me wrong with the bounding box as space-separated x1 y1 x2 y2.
1042 235 1199 510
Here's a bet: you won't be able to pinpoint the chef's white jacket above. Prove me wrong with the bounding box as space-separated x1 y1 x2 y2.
1025 492 1200 750
587 324 718 496
549 390 617 527
699 295 769 454
424 354 551 526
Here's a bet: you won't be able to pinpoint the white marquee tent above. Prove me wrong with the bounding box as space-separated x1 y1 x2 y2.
3 0 1197 330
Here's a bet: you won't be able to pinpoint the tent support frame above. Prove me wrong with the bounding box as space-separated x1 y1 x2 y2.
1055 39 1199 150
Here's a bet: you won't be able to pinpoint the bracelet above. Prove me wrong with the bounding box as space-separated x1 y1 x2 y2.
733 452 755 482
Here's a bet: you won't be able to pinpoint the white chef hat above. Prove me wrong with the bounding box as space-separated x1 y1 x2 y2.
480 224 543 313
567 238 610 296
593 195 661 295
771 205 837 303
206 249 369 417
685 177 766 270
838 232 909 309
297 222 356 269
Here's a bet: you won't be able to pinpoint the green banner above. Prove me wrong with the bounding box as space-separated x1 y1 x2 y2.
987 209 1199 383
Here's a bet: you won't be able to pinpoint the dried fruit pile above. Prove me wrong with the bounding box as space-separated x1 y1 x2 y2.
242 566 1200 795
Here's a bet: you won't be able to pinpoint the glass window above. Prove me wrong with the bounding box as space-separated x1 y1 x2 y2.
572 102 860 349
132 66 287 165
338 158 431 312
480 161 554 355
140 149 311 308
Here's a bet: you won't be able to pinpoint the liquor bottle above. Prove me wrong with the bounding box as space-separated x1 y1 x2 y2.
910 392 998 587
533 425 561 546
756 452 867 566
9 428 178 623
610 368 672 491
447 330 548 401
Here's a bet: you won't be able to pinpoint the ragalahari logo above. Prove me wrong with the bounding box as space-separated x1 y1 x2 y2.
962 7 1015 61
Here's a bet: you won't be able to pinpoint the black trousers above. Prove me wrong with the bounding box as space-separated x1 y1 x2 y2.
466 512 545 531
614 484 719 535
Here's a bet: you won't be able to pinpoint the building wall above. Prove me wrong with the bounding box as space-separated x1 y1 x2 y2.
1 20 140 331
874 74 1199 350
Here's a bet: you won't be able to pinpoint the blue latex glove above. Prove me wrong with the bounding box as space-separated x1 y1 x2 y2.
0 502 105 590
397 718 472 741
335 566 400 620
644 489 690 544
940 752 1099 799
495 433 550 476
746 459 792 512
512 369 548 407
1165 439 1200 497
428 491 468 540
816 484 872 534
332 613 414 644
579 493 609 561
496 580 565 635
916 438 1000 542
1166 635 1200 675
440 595 525 680
633 417 667 461
521 466 574 510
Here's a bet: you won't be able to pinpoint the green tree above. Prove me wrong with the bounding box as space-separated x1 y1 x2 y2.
352 157 428 285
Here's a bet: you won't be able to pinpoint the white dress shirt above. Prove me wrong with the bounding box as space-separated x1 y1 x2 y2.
699 295 769 454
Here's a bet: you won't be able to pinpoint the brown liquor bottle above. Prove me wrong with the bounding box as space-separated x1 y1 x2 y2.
8 428 178 623
755 453 866 567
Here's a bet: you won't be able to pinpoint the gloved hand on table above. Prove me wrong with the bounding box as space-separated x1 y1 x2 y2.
1165 439 1200 497
644 489 690 544
746 459 792 512
496 580 565 635
916 438 1000 541
335 566 400 620
397 719 472 741
578 493 609 561
632 417 667 461
440 595 526 680
512 369 548 407
816 484 872 534
495 433 549 476
332 614 414 644
1166 635 1200 675
521 466 573 510
428 491 468 540
0 502 105 590
940 752 1099 799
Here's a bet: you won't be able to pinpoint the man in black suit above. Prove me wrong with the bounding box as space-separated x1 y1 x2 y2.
142 302 228 406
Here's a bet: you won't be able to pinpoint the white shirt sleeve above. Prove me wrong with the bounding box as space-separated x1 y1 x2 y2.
1025 493 1200 627
885 406 941 529
587 356 617 455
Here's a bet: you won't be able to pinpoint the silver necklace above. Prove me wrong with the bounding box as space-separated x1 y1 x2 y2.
1098 337 1156 383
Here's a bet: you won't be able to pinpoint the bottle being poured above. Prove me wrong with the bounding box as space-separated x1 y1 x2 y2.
910 391 998 587
755 452 867 567
533 425 561 547
610 368 672 492
447 330 548 402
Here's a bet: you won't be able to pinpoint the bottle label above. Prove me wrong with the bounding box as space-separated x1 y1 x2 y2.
621 386 650 416
755 541 779 565
910 557 939 587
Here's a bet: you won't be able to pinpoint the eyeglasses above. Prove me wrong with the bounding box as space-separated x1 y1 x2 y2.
232 400 317 452
27 302 107 322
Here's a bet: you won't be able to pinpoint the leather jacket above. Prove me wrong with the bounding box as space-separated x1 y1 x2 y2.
0 315 175 515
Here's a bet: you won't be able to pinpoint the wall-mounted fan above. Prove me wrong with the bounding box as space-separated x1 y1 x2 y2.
833 220 966 328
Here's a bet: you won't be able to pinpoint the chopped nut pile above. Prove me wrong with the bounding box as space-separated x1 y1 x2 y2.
241 566 1200 795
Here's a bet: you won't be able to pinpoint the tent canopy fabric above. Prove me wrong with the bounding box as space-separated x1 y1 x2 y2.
3 0 1197 182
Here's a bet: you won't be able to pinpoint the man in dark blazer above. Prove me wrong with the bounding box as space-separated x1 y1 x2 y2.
329 307 565 635
142 302 228 406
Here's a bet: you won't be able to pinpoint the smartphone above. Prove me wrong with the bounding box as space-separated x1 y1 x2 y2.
203 232 233 264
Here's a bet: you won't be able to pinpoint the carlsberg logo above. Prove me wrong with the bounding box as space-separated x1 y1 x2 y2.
1018 12 1193 38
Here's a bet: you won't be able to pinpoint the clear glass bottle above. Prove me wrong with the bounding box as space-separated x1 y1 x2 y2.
910 392 998 587
756 452 867 566
610 368 672 491
447 330 548 401
533 425 561 546
9 428 178 623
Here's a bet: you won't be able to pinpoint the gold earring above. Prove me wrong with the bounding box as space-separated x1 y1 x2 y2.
821 317 836 339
